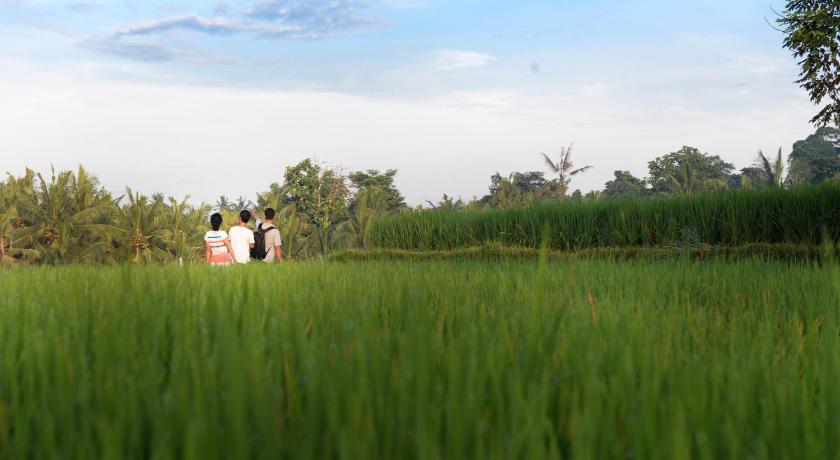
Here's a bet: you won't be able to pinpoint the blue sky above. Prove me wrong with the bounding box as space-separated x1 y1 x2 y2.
0 0 817 205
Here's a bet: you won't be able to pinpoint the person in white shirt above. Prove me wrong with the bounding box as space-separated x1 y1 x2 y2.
228 210 255 264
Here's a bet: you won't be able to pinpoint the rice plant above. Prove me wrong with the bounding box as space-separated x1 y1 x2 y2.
370 184 840 251
1 259 839 458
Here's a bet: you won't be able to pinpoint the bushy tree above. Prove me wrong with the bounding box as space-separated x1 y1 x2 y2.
788 127 840 185
779 0 840 126
603 171 648 199
348 169 406 212
647 146 734 195
482 172 551 208
283 158 350 256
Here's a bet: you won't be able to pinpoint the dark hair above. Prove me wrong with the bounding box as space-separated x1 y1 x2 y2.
210 213 223 231
264 208 276 220
239 210 251 223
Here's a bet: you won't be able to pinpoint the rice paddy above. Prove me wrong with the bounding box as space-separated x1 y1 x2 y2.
1 258 839 459
369 184 840 251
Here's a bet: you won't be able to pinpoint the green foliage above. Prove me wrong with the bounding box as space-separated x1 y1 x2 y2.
2 260 840 457
779 0 840 126
12 167 115 264
339 186 393 249
603 170 648 199
283 159 350 255
370 183 840 250
647 146 734 194
482 172 553 208
1 168 210 265
348 169 406 212
788 126 840 185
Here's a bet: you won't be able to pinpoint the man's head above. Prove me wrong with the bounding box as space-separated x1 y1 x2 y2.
239 210 251 224
264 208 276 221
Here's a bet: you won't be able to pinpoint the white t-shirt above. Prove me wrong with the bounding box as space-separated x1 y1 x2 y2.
228 226 255 264
204 230 229 255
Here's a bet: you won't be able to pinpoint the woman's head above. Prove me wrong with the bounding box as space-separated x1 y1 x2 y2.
210 213 223 231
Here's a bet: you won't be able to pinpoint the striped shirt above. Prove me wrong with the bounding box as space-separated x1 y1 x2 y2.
204 230 229 254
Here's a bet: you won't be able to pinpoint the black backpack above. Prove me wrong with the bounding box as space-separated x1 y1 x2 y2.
251 224 275 260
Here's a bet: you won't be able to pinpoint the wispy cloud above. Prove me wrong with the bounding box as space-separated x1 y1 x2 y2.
82 1 388 61
435 50 496 71
79 37 179 61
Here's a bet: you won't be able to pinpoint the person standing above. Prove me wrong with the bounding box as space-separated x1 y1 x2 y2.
250 208 283 263
205 213 235 266
228 210 255 265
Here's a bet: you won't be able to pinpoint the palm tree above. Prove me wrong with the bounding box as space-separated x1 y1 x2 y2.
14 167 115 264
159 196 210 262
215 195 232 212
669 161 701 196
341 187 391 249
113 188 171 263
541 145 593 197
756 148 786 188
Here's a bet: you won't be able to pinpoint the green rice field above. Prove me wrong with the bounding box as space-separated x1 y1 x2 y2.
1 259 839 459
370 184 840 251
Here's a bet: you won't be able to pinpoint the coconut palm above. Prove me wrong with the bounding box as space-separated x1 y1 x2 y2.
113 188 172 263
13 167 115 264
756 148 786 188
159 196 210 262
541 145 593 197
340 187 391 249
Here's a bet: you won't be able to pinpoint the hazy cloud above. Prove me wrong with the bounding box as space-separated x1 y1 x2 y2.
435 50 496 71
79 37 177 61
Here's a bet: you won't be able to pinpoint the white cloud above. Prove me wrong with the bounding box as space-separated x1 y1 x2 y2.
434 50 496 71
0 61 817 206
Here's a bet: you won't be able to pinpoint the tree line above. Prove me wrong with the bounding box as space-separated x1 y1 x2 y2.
0 160 407 265
3 127 839 265
427 127 840 211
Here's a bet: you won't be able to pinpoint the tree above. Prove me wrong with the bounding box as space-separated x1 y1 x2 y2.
787 127 840 185
603 171 648 199
779 1 840 126
756 148 786 188
215 195 233 212
13 167 115 264
647 146 734 195
481 172 551 208
541 145 593 197
113 188 172 263
283 158 349 256
159 196 210 262
348 169 406 212
340 186 392 249
427 194 467 211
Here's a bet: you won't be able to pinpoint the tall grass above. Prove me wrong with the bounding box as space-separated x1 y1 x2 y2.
370 184 840 250
1 260 839 458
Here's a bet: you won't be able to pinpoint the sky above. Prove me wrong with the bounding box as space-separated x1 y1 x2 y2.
0 0 819 206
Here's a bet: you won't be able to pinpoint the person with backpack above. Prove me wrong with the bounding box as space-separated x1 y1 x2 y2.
250 208 283 262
